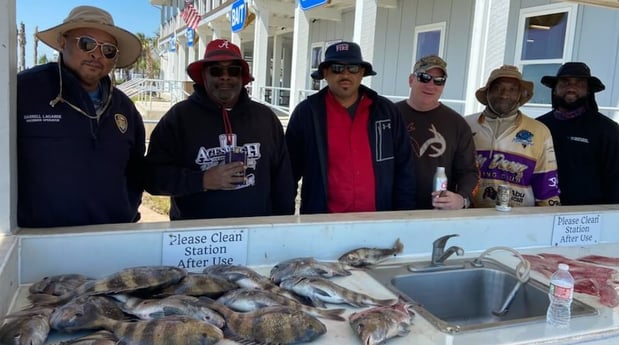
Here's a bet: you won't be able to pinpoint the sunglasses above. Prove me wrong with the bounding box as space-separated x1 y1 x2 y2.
207 65 243 77
416 72 447 86
74 36 119 59
329 64 362 74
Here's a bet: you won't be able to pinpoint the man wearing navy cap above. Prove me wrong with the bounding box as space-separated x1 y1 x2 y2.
538 62 619 205
286 41 416 214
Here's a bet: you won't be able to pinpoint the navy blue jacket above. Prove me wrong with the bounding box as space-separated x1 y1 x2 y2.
285 86 416 214
144 85 295 220
17 62 145 227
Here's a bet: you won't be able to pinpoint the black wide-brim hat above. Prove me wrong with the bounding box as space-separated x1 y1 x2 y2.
541 62 605 93
311 41 377 80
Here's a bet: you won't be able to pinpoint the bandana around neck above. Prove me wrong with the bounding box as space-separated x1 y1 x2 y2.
553 106 586 120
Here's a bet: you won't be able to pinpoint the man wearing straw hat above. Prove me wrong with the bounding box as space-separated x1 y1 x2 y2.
465 65 561 208
538 62 619 205
17 6 145 227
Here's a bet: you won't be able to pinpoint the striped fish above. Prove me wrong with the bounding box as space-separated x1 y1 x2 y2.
0 306 53 345
217 287 346 321
58 330 119 345
201 296 326 344
29 266 187 306
270 257 352 284
279 276 396 308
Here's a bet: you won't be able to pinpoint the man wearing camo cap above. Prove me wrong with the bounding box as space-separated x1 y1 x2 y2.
396 55 478 210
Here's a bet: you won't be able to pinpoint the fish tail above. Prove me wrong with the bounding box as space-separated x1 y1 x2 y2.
27 292 72 306
308 307 347 321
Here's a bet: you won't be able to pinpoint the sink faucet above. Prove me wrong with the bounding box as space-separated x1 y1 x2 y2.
431 234 464 265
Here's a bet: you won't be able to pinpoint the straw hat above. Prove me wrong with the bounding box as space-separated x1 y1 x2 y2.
36 6 141 68
475 65 534 106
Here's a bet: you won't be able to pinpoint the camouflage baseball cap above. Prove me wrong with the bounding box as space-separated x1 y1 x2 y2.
414 55 447 76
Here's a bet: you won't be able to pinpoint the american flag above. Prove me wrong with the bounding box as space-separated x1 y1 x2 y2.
181 0 201 30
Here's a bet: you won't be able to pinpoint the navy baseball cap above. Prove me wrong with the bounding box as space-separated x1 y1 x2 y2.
311 41 376 80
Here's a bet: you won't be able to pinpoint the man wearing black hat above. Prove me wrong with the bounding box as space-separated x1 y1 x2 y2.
538 62 619 205
145 39 295 220
285 41 415 214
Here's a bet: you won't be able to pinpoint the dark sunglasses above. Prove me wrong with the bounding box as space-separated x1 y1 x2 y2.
207 65 243 77
416 72 447 86
329 64 362 74
74 36 119 59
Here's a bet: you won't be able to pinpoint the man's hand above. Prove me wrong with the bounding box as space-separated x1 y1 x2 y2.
202 162 246 191
431 190 466 210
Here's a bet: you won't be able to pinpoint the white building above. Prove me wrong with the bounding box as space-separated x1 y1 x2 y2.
151 0 619 120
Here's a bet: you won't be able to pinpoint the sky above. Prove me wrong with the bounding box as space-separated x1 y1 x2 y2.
16 0 161 68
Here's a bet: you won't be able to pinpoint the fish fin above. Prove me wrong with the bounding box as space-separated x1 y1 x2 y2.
147 311 167 319
393 238 404 254
310 296 327 308
397 322 412 336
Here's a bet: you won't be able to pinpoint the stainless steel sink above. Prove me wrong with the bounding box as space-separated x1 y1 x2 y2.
367 258 597 334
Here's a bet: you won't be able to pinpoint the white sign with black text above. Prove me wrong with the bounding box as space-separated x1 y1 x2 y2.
551 214 601 247
162 229 248 272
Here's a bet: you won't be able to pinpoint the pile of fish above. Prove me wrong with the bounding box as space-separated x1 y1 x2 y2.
522 253 619 308
0 238 413 345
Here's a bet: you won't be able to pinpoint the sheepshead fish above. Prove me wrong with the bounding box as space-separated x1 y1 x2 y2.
30 266 187 306
201 296 326 344
52 303 222 345
270 257 352 284
349 301 415 345
153 272 238 297
0 306 53 345
339 238 404 267
112 294 225 327
204 264 305 304
58 330 119 345
29 274 92 297
50 295 127 332
279 276 396 308
217 287 346 321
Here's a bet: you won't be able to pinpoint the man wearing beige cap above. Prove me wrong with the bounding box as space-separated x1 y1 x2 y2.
396 55 478 210
17 6 145 227
465 65 561 208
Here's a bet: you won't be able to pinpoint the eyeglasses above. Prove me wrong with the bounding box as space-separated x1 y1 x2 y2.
416 72 447 86
329 64 362 74
73 36 119 59
207 65 243 77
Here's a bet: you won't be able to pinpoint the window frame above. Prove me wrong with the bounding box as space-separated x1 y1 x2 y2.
411 22 446 72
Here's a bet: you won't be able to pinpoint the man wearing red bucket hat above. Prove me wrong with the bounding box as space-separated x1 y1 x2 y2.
538 62 619 205
144 39 295 220
286 41 415 214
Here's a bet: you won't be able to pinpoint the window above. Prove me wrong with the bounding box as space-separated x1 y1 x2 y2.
411 22 446 70
515 3 578 104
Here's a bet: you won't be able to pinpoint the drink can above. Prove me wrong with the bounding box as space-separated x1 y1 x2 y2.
496 184 512 211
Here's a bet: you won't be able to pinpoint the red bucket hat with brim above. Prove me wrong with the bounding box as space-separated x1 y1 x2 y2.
311 41 376 80
36 6 141 68
187 39 254 86
541 62 605 93
475 65 534 106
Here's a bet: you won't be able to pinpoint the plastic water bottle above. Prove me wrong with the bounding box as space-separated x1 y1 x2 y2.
546 263 574 327
433 167 448 193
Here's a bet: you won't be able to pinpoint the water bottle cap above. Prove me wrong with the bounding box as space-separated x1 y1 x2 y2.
558 263 569 271
437 167 445 173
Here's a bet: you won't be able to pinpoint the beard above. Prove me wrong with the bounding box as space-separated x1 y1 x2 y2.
553 94 587 111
